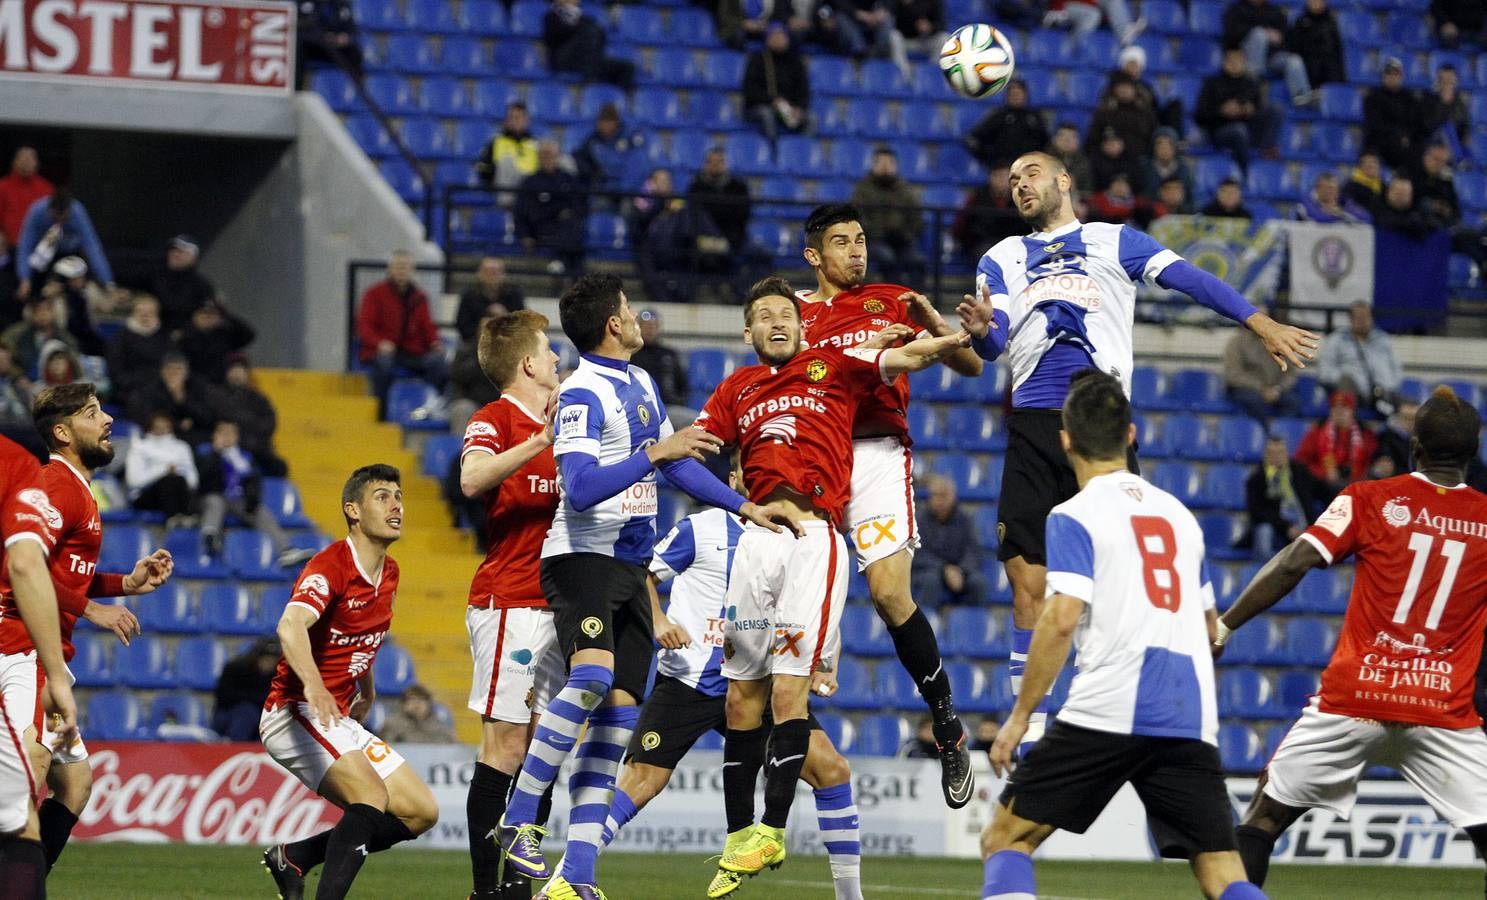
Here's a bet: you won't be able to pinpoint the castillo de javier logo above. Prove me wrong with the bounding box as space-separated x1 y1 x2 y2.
806 360 829 382
1382 497 1412 528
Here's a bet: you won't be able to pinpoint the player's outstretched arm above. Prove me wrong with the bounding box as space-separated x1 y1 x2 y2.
1243 310 1321 373
276 605 340 728
900 291 984 376
1214 538 1326 656
1153 259 1320 371
879 330 973 379
991 592 1082 777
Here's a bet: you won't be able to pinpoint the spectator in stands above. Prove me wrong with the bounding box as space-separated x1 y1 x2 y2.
953 167 1023 262
2 295 75 378
686 147 758 269
212 636 280 740
1113 45 1184 135
125 410 198 521
542 0 635 90
1370 399 1420 479
1155 177 1193 216
1286 0 1344 91
851 146 924 285
1201 178 1253 219
380 683 457 744
1086 71 1156 159
210 356 286 477
1413 143 1462 230
474 101 539 199
1222 0 1314 106
1294 172 1371 224
179 300 255 385
899 715 940 758
891 0 948 56
1043 0 1144 46
16 189 112 299
743 23 812 145
46 256 105 357
1224 308 1300 423
38 341 81 389
1089 173 1164 227
969 718 1000 753
1343 150 1385 218
1373 176 1435 240
1363 58 1423 170
1139 127 1194 201
630 309 692 426
1295 390 1377 498
1421 65 1472 161
296 0 362 85
625 167 675 246
0 232 17 327
117 234 217 336
1316 301 1402 417
1046 122 1093 193
0 147 50 251
1088 127 1135 192
1196 48 1282 172
356 250 448 419
196 419 309 567
574 103 647 206
106 294 173 400
0 345 36 455
455 256 524 344
722 0 812 47
912 474 987 608
515 139 588 276
1243 434 1316 558
129 352 217 445
448 314 503 430
818 0 899 64
1432 0 1486 47
966 79 1049 170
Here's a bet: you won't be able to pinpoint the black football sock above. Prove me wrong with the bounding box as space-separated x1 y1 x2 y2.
723 724 769 833
888 608 960 741
368 811 415 852
284 829 332 873
1235 824 1276 887
0 837 46 899
468 763 512 893
315 802 383 900
760 718 811 830
37 797 78 870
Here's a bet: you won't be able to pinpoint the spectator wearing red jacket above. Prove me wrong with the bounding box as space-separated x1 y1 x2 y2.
356 250 448 418
1294 390 1378 501
0 147 52 248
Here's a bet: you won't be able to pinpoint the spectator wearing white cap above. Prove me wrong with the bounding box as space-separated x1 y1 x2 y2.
1109 44 1184 136
117 234 218 335
45 255 106 356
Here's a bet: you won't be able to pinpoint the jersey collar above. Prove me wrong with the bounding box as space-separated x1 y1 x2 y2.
344 537 385 589
1409 471 1466 490
1027 219 1083 242
48 454 91 490
580 352 630 376
502 394 546 425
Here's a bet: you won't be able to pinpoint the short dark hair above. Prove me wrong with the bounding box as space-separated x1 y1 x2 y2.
1218 177 1241 189
803 203 861 252
341 463 401 526
48 189 72 219
1415 385 1481 470
1062 369 1131 462
744 276 799 324
558 274 624 352
872 145 895 158
32 383 97 451
506 100 527 112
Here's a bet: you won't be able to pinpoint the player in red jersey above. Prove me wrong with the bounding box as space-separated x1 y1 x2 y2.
797 203 984 806
261 465 438 900
695 276 968 886
0 384 170 871
0 434 77 899
459 310 562 900
1215 386 1487 890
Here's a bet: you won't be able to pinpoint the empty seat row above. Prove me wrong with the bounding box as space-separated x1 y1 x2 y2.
74 582 295 637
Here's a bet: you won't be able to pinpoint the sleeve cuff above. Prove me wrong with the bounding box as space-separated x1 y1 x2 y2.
1046 571 1093 604
460 446 495 460
1299 532 1334 565
1144 248 1182 284
286 600 324 623
3 532 45 553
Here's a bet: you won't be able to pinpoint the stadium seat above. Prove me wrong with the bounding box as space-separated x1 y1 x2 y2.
647 48 702 87
1215 417 1266 463
313 68 360 112
940 607 1008 660
930 455 996 502
831 656 875 709
1199 513 1247 560
1292 568 1346 614
386 33 437 73
1142 0 1186 32
1275 669 1319 711
695 730 724 752
345 114 395 157
1160 414 1220 461
71 633 113 687
861 60 913 99
686 348 734 394
945 408 1005 453
1151 462 1202 506
1193 156 1242 200
493 39 543 77
1269 417 1310 452
615 5 664 42
1219 619 1277 666
99 524 152 576
421 78 470 118
422 433 463 478
1245 160 1298 202
162 527 227 580
699 50 746 89
374 641 417 695
259 585 293 630
149 692 209 737
176 637 228 691
1383 11 1431 48
378 159 424 202
814 714 855 754
1457 172 1487 212
399 117 450 158
1313 123 1360 163
1283 618 1334 667
353 0 405 32
135 583 202 634
387 379 448 430
1318 84 1363 120
874 662 921 710
722 133 772 176
1218 723 1265 773
527 82 581 123
972 505 999 551
688 91 741 131
200 584 263 636
906 405 949 450
630 87 683 127
472 81 518 119
507 0 545 35
226 531 295 582
854 715 912 757
1199 464 1248 511
1130 367 1163 409
842 609 895 657
439 36 488 76
1133 414 1168 458
88 691 146 740
669 7 717 46
1218 667 1285 719
364 74 418 115
588 212 628 256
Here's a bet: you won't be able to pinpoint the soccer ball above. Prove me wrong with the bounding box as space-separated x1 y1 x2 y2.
938 24 1016 100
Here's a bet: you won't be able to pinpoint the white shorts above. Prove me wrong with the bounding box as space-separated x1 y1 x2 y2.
722 521 848 680
0 687 36 833
845 437 919 570
466 605 563 725
260 703 407 793
0 652 86 764
1265 697 1487 828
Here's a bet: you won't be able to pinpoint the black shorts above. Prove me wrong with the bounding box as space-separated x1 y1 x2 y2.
541 553 655 702
999 720 1236 855
625 675 823 770
997 409 1140 565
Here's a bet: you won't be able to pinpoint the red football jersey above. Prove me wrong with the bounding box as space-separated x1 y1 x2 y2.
463 397 557 609
0 457 98 660
1302 473 1487 728
798 284 918 441
265 539 398 715
696 346 888 522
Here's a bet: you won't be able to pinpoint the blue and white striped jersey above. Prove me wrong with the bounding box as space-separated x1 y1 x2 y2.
1045 471 1219 746
649 507 743 697
976 220 1180 409
542 354 672 566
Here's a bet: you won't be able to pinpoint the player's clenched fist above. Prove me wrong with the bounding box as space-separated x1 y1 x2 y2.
654 615 692 650
646 426 724 464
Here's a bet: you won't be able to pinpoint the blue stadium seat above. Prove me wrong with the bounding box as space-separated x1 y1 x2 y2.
945 408 1005 453
1200 464 1248 511
88 691 146 740
906 405 949 450
747 221 793 260
136 583 201 634
1131 415 1164 459
1193 156 1242 199
259 585 293 630
408 0 460 32
1337 10 1383 43
854 714 911 757
577 84 627 122
1384 11 1431 47
374 641 417 695
353 0 405 31
946 661 1003 714
930 455 996 502
71 633 112 687
722 133 772 175
812 57 857 95
940 607 1008 660
200 584 262 635
831 656 875 709
909 365 969 403
471 82 518 119
1312 123 1360 163
1219 667 1285 719
874 662 920 710
1269 416 1310 452
648 48 702 87
364 74 418 115
695 730 724 752
587 212 627 257
627 87 681 129
1218 723 1265 773
842 608 895 657
829 142 876 179
313 68 359 112
1275 669 1319 711
1283 618 1335 667
226 531 294 582
116 635 174 689
1292 568 1346 614
399 117 450 159
1199 512 1246 560
422 77 470 117
861 60 913 99
689 91 741 131
462 1 506 34
99 524 152 575
527 82 580 123
1318 84 1363 120
1023 31 1065 66
149 692 209 736
699 50 746 89
1130 367 1163 409
176 637 228 690
1160 414 1219 460
1143 0 1187 34
972 505 999 551
1215 417 1266 462
1168 369 1228 413
1245 160 1299 202
260 478 313 528
1151 462 1202 506
493 39 543 77
686 348 734 394
387 379 447 431
1459 172 1487 211
669 7 717 46
615 5 664 42
386 33 437 73
815 714 854 754
378 159 424 202
345 114 395 157
1188 3 1224 36
508 0 546 35
422 433 463 478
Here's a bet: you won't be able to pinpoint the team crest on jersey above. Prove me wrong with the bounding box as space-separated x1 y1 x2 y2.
637 403 651 425
581 616 604 638
1122 483 1144 502
863 299 885 313
465 420 498 441
525 688 535 710
1382 497 1412 528
17 488 60 532
1044 241 1065 252
641 731 661 751
806 360 829 382
298 573 331 599
723 637 735 660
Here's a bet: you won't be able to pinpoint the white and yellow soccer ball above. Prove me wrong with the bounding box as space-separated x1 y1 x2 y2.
938 24 1017 100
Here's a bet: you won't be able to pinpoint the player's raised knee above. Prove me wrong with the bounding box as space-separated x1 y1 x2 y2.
802 741 851 788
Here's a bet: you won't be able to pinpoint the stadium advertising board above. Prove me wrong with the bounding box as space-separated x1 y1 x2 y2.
0 0 294 94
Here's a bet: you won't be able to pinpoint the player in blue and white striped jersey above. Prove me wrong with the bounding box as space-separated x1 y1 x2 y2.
593 500 864 900
956 150 1320 756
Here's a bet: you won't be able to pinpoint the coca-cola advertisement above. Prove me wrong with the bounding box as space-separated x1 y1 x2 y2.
0 0 294 95
76 743 338 844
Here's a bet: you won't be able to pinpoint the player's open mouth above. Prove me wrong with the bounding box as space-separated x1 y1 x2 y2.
768 333 790 343
386 517 402 528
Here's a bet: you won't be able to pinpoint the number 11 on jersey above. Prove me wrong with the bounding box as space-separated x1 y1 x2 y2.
1394 532 1466 631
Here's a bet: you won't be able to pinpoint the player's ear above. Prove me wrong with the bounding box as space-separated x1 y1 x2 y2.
803 246 819 268
1058 429 1071 455
1125 422 1136 448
